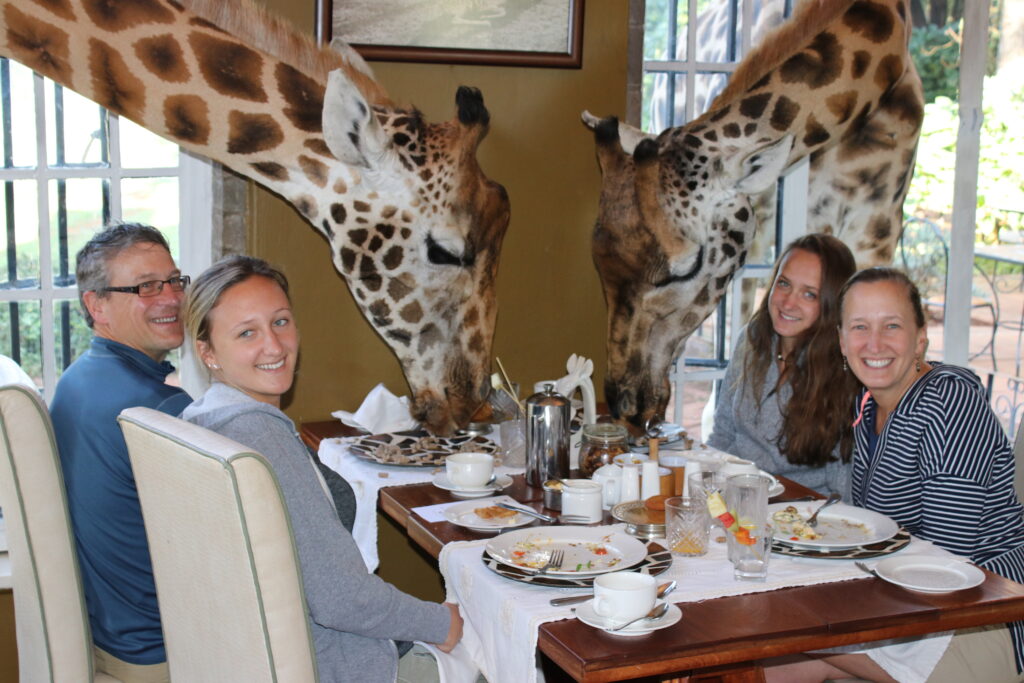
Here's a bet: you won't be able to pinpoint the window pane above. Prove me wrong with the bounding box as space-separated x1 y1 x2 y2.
53 298 91 375
3 60 38 168
120 117 179 169
644 0 673 61
49 178 107 286
46 85 106 167
0 180 40 289
121 177 180 259
694 72 729 117
0 300 42 382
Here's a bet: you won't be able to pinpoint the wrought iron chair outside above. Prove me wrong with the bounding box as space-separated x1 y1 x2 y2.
897 216 999 370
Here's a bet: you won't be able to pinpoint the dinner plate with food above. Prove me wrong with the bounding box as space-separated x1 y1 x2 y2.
872 554 986 593
769 502 899 549
484 527 648 576
443 497 534 532
432 472 514 498
574 600 682 636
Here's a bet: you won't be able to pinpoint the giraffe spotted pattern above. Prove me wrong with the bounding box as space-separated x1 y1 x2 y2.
0 0 510 434
585 0 922 432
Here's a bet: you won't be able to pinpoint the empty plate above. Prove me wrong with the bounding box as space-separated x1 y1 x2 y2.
874 554 986 593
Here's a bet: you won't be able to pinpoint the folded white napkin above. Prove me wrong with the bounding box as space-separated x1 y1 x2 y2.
332 383 419 433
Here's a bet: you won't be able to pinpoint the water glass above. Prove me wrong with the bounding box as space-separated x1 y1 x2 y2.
727 522 773 581
498 416 526 468
725 473 769 529
665 496 709 557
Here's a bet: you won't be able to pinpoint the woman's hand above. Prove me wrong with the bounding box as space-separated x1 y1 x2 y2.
436 602 464 653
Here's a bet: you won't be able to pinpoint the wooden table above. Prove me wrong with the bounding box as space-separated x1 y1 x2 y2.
302 420 1024 682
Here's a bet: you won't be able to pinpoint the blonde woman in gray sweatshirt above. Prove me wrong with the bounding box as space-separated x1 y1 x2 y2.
181 255 461 682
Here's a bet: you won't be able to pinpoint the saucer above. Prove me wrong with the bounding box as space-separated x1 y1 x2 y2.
432 472 513 498
574 600 682 636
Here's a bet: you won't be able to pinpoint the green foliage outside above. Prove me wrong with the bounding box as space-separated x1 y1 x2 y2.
905 71 1024 242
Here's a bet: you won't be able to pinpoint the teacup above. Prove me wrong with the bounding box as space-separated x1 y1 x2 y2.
445 452 494 488
719 457 761 478
592 571 657 622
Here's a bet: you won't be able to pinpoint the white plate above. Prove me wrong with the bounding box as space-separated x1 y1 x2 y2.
874 554 986 593
575 600 682 636
443 498 534 532
762 473 784 498
769 502 898 549
484 526 647 575
432 472 513 498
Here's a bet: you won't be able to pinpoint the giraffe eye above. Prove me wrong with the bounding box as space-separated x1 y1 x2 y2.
426 233 474 267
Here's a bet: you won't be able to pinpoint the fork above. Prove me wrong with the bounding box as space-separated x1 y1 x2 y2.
536 549 565 575
806 492 841 527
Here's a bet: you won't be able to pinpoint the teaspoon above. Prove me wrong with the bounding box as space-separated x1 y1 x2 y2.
609 602 671 631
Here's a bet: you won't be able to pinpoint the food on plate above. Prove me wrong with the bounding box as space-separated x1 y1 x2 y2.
474 505 518 520
372 443 408 463
772 505 821 541
645 494 669 511
507 535 622 572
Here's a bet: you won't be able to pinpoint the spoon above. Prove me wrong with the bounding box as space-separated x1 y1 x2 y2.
551 579 677 607
609 602 671 632
806 492 841 527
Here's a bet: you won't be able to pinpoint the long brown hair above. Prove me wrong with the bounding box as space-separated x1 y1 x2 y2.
742 234 859 465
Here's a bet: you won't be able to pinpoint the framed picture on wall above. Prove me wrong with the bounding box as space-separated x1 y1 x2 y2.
316 0 584 68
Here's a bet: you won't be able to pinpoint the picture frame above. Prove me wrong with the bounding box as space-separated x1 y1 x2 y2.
316 0 584 68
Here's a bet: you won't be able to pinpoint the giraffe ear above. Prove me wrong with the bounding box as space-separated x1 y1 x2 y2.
733 134 794 194
322 69 390 169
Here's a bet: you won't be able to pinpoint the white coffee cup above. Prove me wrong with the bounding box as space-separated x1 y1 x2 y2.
561 479 603 522
592 571 657 622
445 452 494 488
719 457 761 478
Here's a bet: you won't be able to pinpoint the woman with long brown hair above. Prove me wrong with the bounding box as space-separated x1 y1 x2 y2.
708 233 859 495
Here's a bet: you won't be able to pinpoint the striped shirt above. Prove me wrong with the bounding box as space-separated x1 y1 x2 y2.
852 363 1024 671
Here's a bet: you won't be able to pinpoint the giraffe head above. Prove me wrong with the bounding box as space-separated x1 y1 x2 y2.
320 71 510 435
585 114 792 433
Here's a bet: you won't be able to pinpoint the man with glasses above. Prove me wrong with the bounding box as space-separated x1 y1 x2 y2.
51 222 192 683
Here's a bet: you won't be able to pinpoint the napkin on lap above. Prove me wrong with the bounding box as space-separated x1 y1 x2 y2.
332 383 419 433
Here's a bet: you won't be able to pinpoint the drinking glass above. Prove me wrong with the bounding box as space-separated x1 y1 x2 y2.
498 416 526 468
665 496 709 557
727 522 774 581
725 473 769 529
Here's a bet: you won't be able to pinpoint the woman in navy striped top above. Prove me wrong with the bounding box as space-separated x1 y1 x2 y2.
766 268 1024 682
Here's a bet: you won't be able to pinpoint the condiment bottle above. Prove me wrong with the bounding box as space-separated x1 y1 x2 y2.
577 423 630 477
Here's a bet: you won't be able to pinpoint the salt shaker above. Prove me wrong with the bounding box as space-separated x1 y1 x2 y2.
640 460 660 500
620 464 641 503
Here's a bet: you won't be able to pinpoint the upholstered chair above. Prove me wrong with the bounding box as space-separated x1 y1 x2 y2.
0 384 120 682
118 407 318 682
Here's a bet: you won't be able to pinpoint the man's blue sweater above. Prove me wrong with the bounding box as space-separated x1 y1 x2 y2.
50 337 191 664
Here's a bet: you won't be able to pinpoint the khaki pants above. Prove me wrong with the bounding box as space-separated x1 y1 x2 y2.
928 625 1023 682
94 647 170 683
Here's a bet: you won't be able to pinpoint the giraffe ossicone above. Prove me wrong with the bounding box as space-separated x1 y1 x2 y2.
0 0 511 435
585 0 923 432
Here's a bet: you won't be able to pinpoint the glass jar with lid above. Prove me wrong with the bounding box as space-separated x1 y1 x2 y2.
578 423 630 477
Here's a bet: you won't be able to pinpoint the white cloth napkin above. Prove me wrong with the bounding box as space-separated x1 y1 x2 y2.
317 437 523 572
332 383 419 434
439 528 958 683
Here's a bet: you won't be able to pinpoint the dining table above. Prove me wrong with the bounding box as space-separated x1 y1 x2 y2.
301 420 1024 683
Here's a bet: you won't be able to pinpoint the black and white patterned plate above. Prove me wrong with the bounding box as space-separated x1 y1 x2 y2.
347 431 500 467
771 528 912 560
481 543 672 587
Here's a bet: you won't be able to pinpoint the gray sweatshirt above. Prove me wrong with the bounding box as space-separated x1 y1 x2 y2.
708 333 851 498
182 383 450 682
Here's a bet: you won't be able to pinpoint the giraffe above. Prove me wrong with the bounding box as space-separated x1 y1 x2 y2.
0 0 511 435
583 0 924 432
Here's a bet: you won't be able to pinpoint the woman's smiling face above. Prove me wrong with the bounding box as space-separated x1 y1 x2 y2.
197 275 299 407
768 248 822 345
839 279 927 406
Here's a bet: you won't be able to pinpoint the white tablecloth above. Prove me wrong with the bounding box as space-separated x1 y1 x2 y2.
318 435 523 571
438 526 958 683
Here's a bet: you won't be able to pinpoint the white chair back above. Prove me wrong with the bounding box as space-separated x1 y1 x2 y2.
118 406 318 683
0 383 113 682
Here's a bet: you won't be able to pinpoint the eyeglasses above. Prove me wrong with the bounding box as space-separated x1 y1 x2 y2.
100 275 191 298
